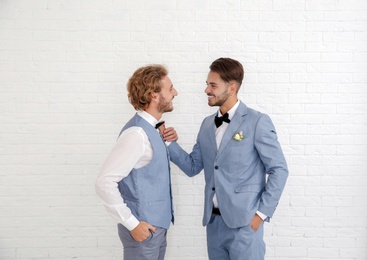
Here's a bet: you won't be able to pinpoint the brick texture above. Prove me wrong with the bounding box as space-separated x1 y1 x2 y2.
0 0 366 259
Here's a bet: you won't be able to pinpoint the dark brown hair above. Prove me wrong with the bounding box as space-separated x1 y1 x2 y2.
209 58 244 91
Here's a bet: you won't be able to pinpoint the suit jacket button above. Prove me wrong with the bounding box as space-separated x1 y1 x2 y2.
214 166 218 170
212 187 215 191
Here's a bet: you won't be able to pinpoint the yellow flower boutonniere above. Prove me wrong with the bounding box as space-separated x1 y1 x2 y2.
233 131 244 141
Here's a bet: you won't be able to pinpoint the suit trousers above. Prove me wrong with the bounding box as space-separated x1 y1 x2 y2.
206 214 265 260
117 224 167 260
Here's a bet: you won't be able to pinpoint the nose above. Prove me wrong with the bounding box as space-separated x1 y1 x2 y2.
173 87 178 96
205 85 210 94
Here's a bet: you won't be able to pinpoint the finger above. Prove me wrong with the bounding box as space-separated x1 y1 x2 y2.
164 129 176 137
162 127 173 134
148 224 157 233
168 135 178 141
164 132 175 139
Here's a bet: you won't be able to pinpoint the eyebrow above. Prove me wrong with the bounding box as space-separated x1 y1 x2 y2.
206 81 218 85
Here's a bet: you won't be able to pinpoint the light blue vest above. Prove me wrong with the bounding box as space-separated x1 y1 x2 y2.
118 114 174 229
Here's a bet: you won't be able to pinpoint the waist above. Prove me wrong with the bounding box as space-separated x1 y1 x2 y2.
212 207 221 215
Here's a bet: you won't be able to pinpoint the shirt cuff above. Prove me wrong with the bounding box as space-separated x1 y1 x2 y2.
256 210 267 220
122 215 140 231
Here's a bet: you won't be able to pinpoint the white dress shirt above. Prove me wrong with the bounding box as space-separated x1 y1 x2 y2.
95 111 163 231
213 100 267 221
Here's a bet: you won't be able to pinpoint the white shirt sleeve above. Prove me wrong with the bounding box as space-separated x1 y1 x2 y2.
95 127 149 231
256 210 267 220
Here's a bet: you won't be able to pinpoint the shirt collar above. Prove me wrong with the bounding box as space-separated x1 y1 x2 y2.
137 110 161 127
217 100 240 120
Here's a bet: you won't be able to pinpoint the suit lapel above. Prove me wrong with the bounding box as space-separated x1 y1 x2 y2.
217 102 248 156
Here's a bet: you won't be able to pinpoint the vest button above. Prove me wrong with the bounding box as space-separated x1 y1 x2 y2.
214 166 218 170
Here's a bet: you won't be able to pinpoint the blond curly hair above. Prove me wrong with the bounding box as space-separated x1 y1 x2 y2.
127 65 168 110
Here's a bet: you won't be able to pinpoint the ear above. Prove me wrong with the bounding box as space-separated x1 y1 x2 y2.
151 92 159 101
228 82 237 95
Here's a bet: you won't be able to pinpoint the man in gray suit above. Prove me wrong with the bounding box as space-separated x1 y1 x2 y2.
168 57 288 260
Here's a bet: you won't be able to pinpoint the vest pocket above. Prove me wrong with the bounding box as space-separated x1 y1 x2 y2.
234 184 263 193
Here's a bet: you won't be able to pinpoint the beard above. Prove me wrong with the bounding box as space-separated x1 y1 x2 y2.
208 90 230 107
158 95 173 113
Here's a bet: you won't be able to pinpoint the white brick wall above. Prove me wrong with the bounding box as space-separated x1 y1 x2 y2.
0 0 366 259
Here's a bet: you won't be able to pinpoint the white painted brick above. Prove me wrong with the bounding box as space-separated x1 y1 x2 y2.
340 248 367 259
307 21 340 32
292 10 324 21
241 1 273 11
0 1 366 260
292 31 323 42
305 227 337 238
308 247 340 258
275 246 307 257
273 0 306 11
291 237 324 247
307 0 339 11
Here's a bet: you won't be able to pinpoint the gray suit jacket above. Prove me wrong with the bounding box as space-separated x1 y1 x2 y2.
169 101 288 228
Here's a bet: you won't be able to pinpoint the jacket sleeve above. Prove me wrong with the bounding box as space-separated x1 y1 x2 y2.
168 140 204 177
254 114 288 218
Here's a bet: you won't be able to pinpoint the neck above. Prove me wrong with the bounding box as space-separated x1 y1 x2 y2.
219 97 238 115
144 107 162 121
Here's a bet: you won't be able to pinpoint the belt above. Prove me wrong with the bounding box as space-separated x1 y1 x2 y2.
212 207 221 215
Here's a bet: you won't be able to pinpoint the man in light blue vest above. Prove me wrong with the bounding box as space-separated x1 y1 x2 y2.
96 64 178 260
168 58 288 260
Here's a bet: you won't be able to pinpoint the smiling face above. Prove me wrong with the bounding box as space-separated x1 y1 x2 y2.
157 75 178 113
205 71 232 108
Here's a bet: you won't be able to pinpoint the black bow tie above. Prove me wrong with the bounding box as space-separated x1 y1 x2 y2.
155 121 165 129
214 113 230 128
